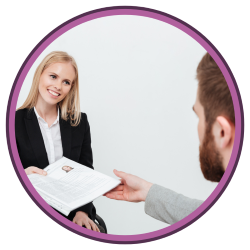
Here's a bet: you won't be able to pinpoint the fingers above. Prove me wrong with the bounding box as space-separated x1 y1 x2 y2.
24 168 30 175
89 220 100 232
103 184 124 196
32 167 47 176
73 217 83 226
76 221 83 226
105 191 125 200
25 167 47 176
113 169 125 176
114 185 124 191
108 185 124 192
106 191 123 196
112 170 127 185
73 216 100 232
113 169 129 180
104 189 123 197
84 222 91 230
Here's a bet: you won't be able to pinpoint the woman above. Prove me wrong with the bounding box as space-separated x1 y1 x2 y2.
62 166 74 173
15 51 100 232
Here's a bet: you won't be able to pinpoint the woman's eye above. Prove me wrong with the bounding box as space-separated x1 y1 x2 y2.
64 81 70 85
50 75 56 79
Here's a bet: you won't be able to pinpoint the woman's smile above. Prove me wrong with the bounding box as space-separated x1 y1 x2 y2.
47 89 61 98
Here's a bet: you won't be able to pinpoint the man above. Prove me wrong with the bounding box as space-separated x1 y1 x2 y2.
104 53 235 224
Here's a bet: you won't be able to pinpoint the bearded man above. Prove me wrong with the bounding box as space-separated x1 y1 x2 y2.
104 53 235 224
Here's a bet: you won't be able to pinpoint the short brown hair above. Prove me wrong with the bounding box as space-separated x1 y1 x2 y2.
197 53 235 128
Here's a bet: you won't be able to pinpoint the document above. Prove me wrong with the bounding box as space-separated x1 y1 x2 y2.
28 157 120 216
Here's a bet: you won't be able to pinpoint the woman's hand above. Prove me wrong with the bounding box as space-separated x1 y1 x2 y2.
25 166 47 176
73 211 100 232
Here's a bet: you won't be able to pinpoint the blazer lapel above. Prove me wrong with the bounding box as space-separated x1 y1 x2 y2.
59 114 72 159
24 108 49 169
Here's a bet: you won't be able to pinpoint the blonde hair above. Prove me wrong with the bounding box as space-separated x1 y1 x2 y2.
18 51 81 126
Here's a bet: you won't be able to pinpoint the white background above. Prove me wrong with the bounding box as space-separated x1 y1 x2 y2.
1 0 249 248
16 14 214 235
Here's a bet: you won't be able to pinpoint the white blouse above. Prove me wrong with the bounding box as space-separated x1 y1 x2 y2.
34 107 63 164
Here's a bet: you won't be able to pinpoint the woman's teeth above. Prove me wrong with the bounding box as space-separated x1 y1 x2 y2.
48 90 60 96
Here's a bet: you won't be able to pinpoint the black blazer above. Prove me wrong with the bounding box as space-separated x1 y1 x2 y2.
15 108 96 220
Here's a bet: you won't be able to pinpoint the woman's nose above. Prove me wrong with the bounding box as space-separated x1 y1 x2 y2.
53 80 61 90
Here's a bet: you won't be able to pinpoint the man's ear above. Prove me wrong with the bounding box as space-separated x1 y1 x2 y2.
212 116 234 149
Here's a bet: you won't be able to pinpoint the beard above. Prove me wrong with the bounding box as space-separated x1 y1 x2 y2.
199 127 225 182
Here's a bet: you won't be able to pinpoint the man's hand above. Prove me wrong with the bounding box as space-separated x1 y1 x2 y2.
25 166 47 176
73 211 100 232
104 169 153 202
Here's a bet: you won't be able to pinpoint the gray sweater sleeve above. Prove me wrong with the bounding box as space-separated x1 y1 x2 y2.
144 184 203 224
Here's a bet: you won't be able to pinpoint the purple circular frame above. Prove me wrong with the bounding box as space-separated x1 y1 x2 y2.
6 6 244 244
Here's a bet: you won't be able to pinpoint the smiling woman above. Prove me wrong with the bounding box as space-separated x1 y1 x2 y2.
18 51 81 126
37 62 75 126
15 51 101 233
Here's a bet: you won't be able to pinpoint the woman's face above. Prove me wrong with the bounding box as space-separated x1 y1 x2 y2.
38 62 76 106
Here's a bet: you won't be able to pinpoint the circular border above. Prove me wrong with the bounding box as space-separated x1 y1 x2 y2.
6 6 244 244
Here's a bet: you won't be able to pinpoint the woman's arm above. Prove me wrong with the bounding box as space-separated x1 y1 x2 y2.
78 113 93 169
73 113 96 221
16 109 47 176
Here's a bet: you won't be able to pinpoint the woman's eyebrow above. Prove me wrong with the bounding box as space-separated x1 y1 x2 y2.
48 72 58 76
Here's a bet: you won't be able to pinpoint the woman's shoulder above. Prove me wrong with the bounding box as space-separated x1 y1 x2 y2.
16 108 28 118
15 109 31 131
15 108 35 120
77 112 88 125
73 112 89 128
65 112 89 128
80 112 87 119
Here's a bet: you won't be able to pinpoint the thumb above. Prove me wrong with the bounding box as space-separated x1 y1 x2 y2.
34 167 47 176
113 169 128 180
